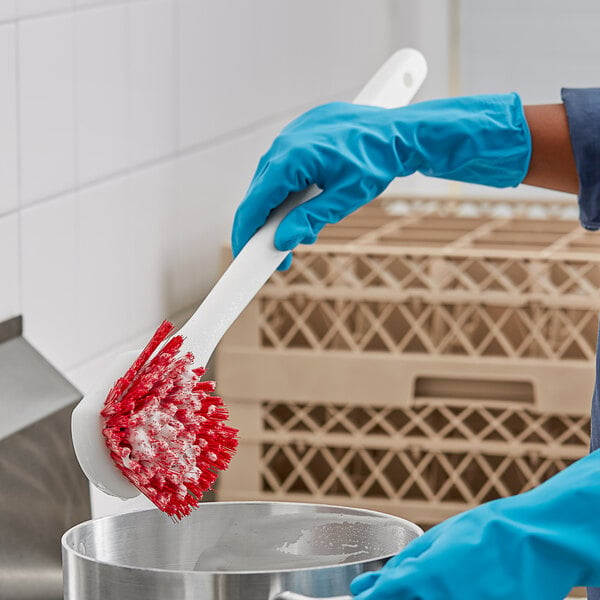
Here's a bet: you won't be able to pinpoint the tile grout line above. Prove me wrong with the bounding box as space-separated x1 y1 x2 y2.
172 0 180 153
72 3 80 361
1 0 153 26
14 19 23 321
13 83 360 216
72 8 79 190
64 300 196 376
125 0 135 339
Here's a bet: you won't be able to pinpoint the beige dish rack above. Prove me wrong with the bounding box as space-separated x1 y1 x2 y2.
216 195 597 527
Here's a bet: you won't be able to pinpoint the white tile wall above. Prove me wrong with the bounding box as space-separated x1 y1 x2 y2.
129 0 176 167
309 0 391 94
129 161 179 335
460 0 600 104
178 0 257 149
0 214 19 323
4 0 397 378
75 4 129 183
174 150 228 309
21 194 78 370
177 0 390 150
74 0 113 7
76 175 135 362
19 12 76 205
0 1 16 22
18 0 72 19
0 24 17 215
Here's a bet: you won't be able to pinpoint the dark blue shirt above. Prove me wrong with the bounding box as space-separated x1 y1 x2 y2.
562 87 600 600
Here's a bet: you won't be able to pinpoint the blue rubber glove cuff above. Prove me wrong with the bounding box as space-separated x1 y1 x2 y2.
406 93 531 186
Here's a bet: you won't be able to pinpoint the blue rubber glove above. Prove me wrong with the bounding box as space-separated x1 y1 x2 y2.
232 94 531 269
350 450 600 600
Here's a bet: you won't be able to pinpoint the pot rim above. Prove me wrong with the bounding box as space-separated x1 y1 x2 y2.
61 500 423 576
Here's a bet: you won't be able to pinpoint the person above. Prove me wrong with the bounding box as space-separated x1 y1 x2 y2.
231 88 600 599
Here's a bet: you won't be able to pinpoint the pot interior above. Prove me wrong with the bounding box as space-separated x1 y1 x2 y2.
62 502 421 573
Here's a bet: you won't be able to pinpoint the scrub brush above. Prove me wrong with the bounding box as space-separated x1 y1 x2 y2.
100 320 237 519
71 48 427 519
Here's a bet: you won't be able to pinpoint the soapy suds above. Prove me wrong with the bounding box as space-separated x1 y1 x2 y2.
102 320 238 519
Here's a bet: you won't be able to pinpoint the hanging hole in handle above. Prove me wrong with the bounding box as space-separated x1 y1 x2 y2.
403 71 414 88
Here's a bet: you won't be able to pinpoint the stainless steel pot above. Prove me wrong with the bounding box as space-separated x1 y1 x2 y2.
62 501 421 600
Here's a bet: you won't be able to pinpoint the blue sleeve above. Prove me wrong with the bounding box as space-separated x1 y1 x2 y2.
561 88 600 231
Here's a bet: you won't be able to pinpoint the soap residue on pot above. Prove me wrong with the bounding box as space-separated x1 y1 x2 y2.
192 512 399 572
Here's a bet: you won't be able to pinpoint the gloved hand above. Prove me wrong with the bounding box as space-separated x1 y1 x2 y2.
350 450 600 600
232 94 531 269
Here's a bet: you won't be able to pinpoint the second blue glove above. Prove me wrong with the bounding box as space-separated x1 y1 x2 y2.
351 450 600 600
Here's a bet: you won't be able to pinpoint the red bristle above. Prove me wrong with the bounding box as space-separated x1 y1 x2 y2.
104 320 175 411
101 320 239 519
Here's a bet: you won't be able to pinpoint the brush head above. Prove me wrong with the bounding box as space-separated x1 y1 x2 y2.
101 321 238 519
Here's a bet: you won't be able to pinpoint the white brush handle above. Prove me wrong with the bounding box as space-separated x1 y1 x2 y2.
178 48 427 365
179 186 318 365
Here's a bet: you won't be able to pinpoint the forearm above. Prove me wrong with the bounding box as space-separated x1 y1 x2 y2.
522 104 579 194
